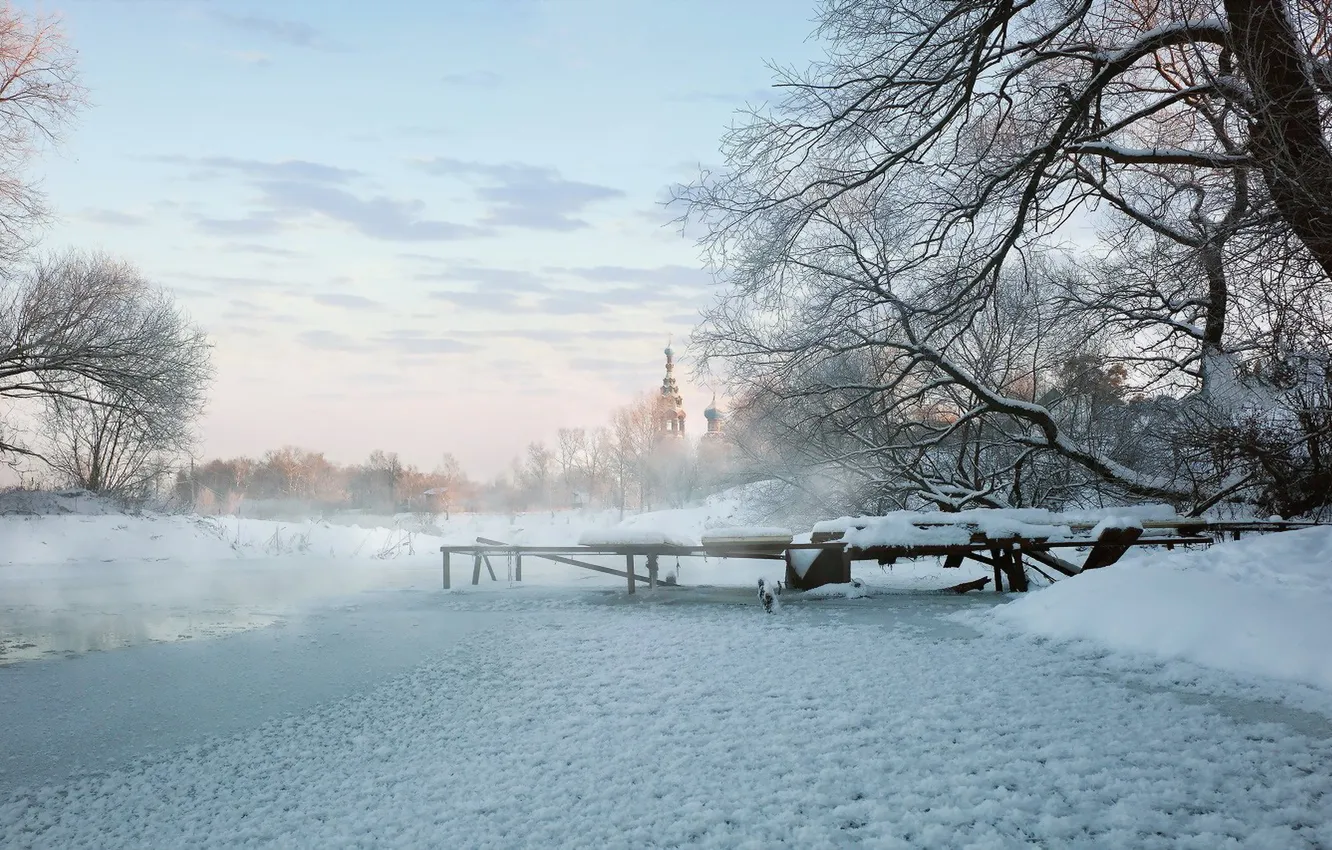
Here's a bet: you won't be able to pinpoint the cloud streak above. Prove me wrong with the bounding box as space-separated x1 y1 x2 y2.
160 156 482 243
312 293 383 310
417 158 623 231
212 12 336 51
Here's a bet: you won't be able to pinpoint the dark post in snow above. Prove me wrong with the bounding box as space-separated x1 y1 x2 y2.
440 547 450 590
626 554 635 594
515 553 522 582
647 553 659 589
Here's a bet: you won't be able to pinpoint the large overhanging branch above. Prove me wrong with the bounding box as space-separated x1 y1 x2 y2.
1068 141 1253 168
882 295 1202 502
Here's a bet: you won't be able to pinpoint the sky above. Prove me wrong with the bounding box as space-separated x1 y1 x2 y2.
22 0 822 477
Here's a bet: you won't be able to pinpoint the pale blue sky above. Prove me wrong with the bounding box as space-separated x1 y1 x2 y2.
25 0 819 475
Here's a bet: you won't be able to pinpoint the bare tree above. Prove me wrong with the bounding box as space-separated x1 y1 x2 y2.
41 373 204 500
609 395 658 514
433 452 466 518
677 0 1332 514
524 441 553 511
2 253 211 497
556 427 586 506
0 6 83 260
584 426 614 507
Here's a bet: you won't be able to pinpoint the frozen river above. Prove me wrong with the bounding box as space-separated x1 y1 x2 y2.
3 571 1331 848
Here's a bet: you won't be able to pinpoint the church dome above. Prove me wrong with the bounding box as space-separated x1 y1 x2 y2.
704 394 723 420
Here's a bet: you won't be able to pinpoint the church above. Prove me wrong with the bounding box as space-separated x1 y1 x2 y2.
654 342 725 443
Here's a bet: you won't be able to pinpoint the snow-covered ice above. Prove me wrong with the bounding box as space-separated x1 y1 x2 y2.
3 589 1331 848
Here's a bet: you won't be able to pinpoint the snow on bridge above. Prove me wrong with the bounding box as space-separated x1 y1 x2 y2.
441 506 1323 596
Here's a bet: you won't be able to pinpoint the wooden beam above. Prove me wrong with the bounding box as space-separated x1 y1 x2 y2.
1025 560 1058 584
515 553 522 582
476 538 652 583
1022 548 1080 577
482 553 498 582
1082 526 1145 570
441 548 450 590
1009 546 1030 592
626 554 635 594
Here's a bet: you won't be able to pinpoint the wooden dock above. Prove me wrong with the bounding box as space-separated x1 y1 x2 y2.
439 519 1320 594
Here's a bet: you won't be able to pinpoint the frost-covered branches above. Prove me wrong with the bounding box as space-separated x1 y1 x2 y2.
679 0 1332 514
1 252 213 495
0 5 83 260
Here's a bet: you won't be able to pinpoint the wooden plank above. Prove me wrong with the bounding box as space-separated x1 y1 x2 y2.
482 553 498 582
471 552 482 585
1082 526 1145 570
475 538 652 584
449 543 705 556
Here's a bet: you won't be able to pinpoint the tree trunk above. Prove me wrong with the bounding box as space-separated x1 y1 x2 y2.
1225 0 1332 280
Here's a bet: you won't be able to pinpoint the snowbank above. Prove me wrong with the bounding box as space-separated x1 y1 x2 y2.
992 526 1332 693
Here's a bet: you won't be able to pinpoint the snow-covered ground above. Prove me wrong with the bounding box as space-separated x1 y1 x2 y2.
2 492 1331 846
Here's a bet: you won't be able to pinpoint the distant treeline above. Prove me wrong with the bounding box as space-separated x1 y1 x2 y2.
179 395 734 517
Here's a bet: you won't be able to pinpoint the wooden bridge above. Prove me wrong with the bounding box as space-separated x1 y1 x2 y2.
439 518 1320 594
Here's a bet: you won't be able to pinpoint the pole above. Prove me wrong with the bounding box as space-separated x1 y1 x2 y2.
626 554 635 595
441 548 451 590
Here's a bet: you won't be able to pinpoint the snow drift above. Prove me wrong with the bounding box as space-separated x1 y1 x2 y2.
991 526 1332 693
